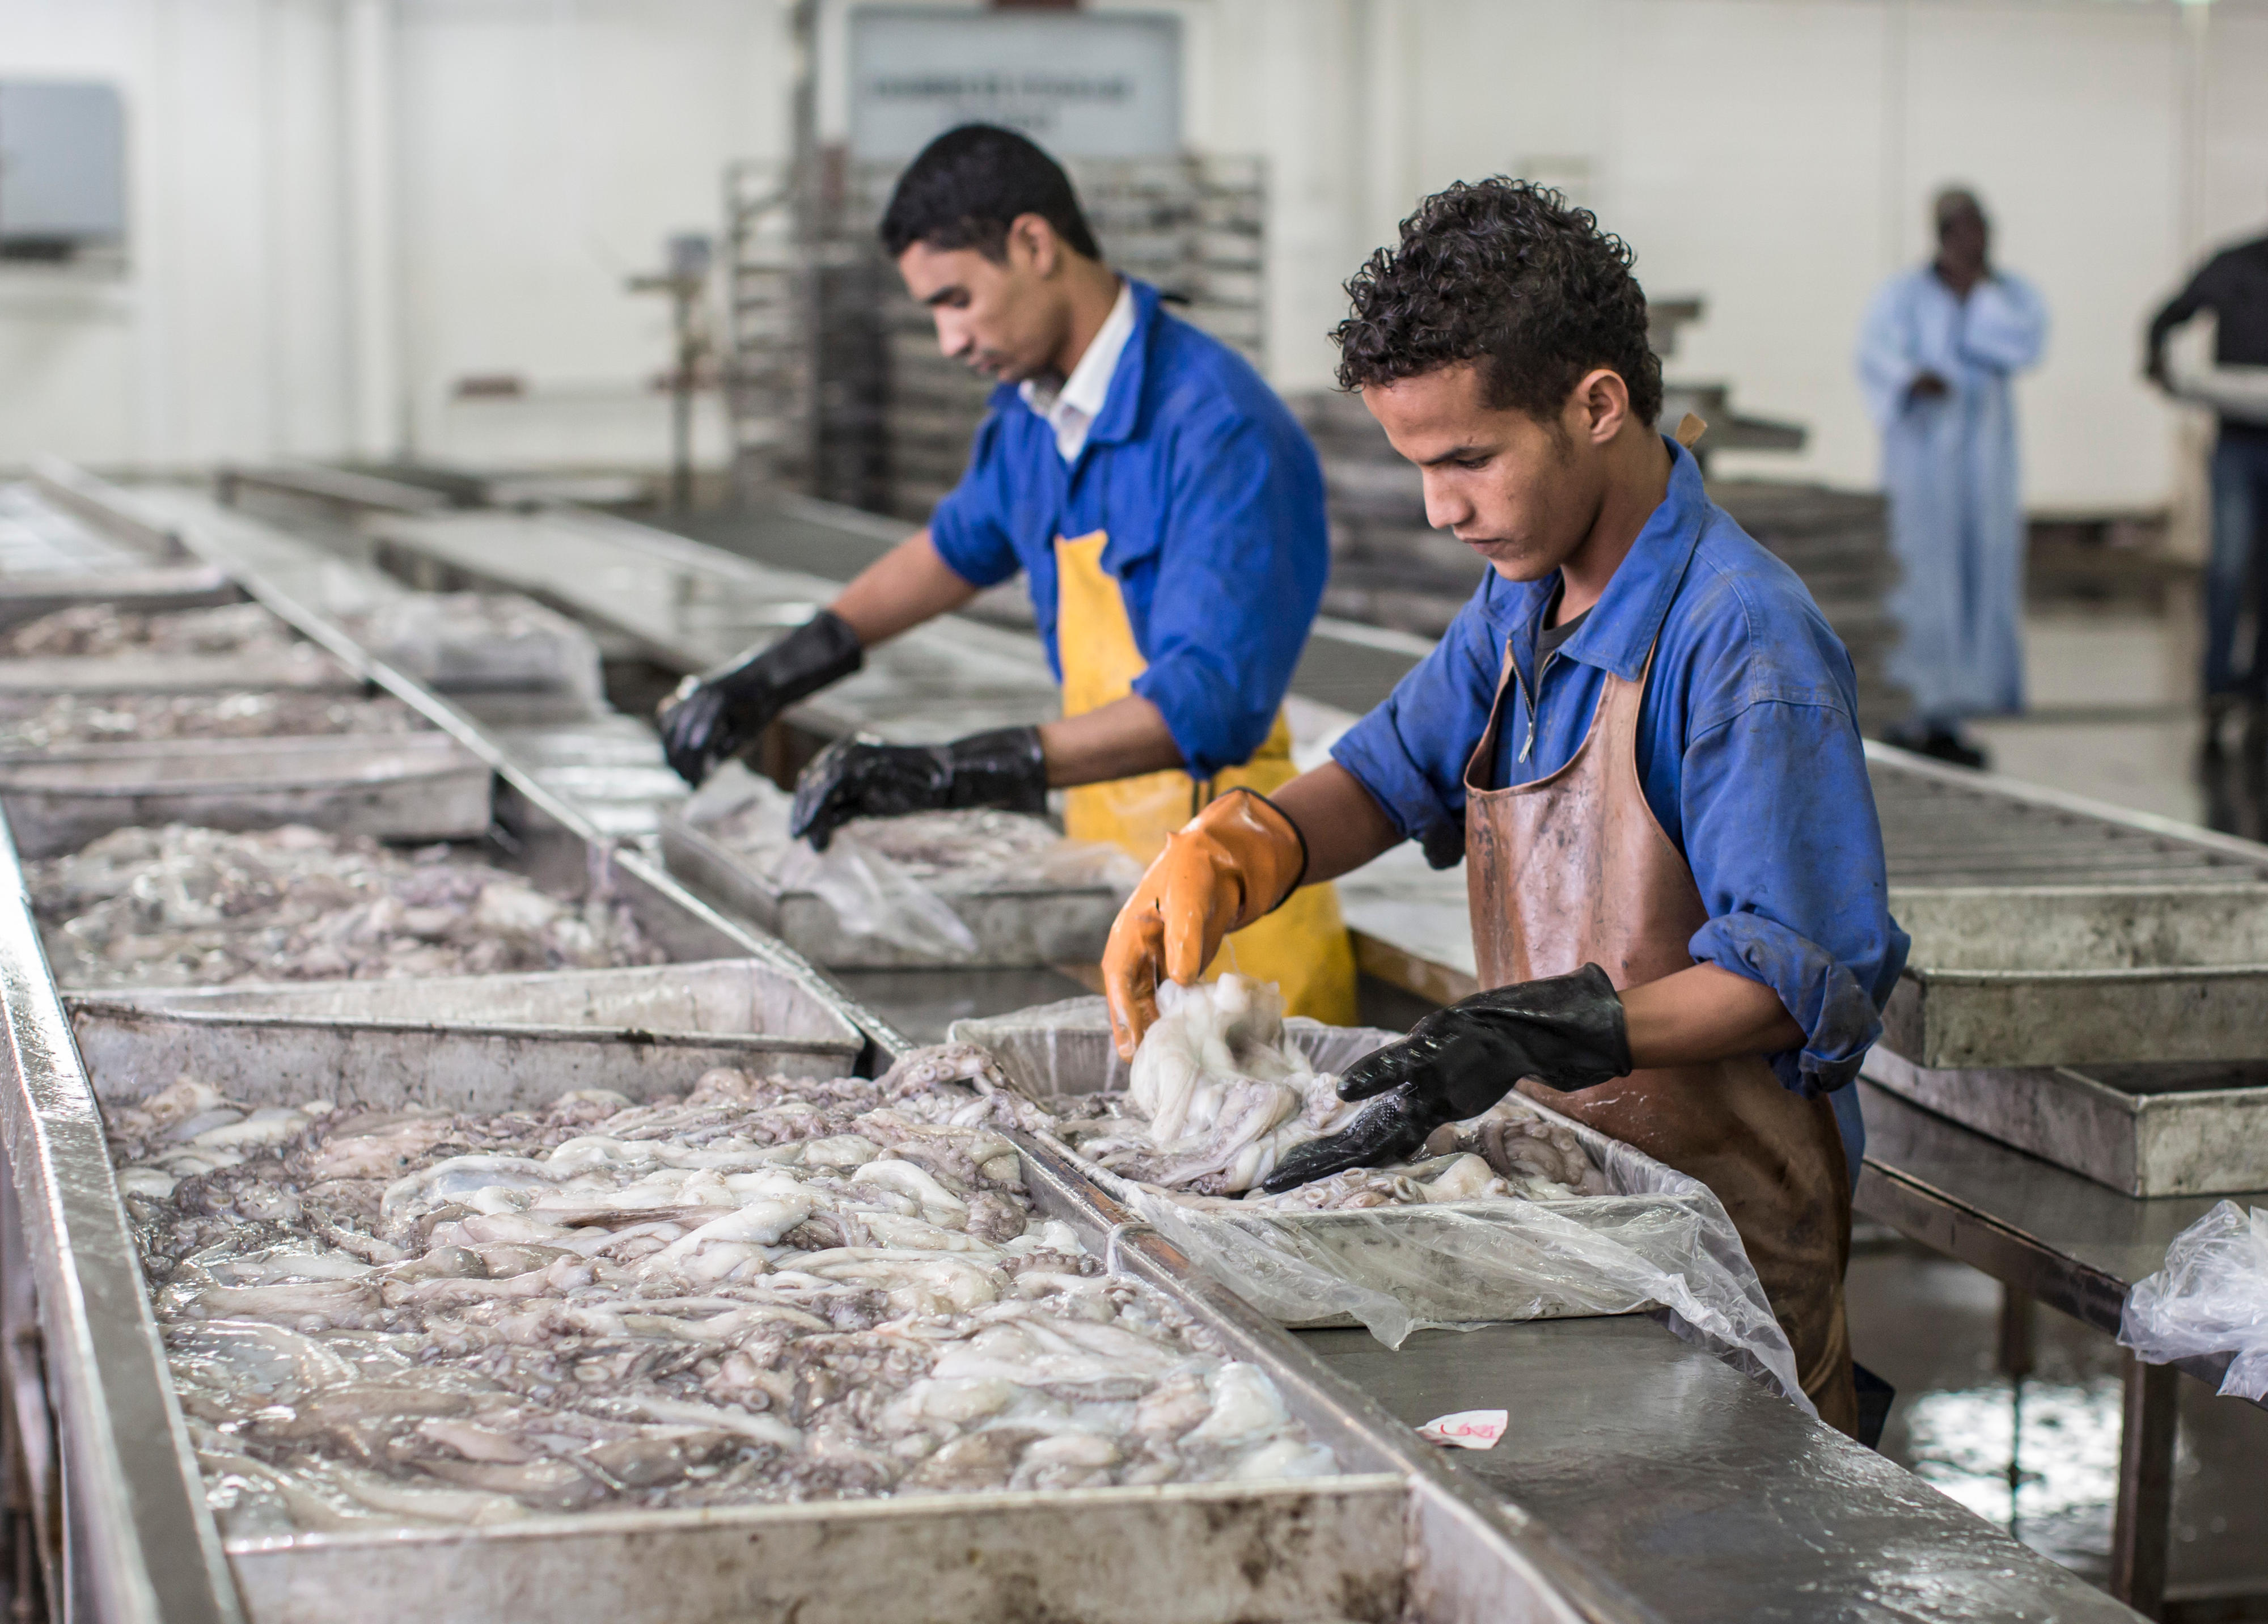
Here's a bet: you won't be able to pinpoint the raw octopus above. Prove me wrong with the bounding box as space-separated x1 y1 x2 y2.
1041 975 1613 1207
0 691 424 750
105 1049 1336 1534
704 776 1138 896
29 823 665 989
0 602 302 659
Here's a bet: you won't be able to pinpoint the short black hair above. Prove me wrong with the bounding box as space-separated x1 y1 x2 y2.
1333 179 1662 428
878 124 1101 263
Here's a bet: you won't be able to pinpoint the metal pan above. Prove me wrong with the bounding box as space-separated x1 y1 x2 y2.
1861 1044 2268 1198
66 957 865 1101
1881 884 2268 1068
0 648 359 696
661 807 1122 970
0 733 494 858
49 912 1624 1624
947 1001 1728 1329
1868 746 2268 1067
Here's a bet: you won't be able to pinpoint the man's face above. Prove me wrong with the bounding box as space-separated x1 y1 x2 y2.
1362 364 1603 582
1939 207 1988 274
896 226 1063 384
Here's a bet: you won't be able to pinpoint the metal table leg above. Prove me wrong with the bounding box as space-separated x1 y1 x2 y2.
2112 1351 2179 1621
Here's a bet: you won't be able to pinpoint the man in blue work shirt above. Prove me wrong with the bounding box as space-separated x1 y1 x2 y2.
660 124 1355 1018
1103 179 1908 1435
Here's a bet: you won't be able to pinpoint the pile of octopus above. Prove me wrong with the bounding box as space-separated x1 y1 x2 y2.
661 126 1905 1438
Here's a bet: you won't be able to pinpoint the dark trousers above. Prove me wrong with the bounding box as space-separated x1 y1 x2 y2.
2205 427 2268 698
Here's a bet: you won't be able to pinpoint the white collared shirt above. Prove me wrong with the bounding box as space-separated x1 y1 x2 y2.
1019 280 1135 463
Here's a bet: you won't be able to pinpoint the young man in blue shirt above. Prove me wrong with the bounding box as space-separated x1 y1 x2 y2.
1103 180 1907 1434
661 125 1354 1019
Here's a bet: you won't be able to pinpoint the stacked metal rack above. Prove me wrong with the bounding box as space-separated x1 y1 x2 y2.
722 154 1267 522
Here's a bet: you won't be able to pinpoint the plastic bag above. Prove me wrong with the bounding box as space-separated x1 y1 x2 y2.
949 996 1810 1415
2118 1200 2268 1401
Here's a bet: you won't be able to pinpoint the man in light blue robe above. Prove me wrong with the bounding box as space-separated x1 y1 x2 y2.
1857 189 2049 767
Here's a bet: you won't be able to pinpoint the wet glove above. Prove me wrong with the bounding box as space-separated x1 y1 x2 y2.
789 726 1048 851
1257 963 1631 1193
1102 788 1308 1059
658 610 863 786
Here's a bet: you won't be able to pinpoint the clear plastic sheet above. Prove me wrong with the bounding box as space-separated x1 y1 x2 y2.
684 764 1137 961
2118 1200 2268 1401
949 997 1810 1414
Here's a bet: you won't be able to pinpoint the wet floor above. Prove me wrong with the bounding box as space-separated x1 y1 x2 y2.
1847 1239 2268 1612
1856 599 2268 1615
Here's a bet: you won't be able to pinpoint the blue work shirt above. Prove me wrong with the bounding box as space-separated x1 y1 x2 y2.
1331 440 1909 1171
926 280 1330 777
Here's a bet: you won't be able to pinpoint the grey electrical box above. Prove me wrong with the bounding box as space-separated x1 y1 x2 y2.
0 81 126 257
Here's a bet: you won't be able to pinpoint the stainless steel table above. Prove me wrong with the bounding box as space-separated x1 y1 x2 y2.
1302 1316 2142 1624
1855 1077 2266 1621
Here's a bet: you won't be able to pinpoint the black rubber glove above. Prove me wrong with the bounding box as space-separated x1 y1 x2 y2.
790 726 1049 851
658 611 863 787
1258 963 1631 1194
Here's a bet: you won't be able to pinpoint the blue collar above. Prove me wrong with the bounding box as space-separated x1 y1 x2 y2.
1503 437 1708 684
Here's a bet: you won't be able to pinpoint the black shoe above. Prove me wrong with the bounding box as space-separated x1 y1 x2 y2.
1917 727 1988 771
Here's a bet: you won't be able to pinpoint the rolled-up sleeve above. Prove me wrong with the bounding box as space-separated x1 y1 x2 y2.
1680 697 1911 1094
1328 584 1506 869
1129 409 1328 777
925 408 1022 590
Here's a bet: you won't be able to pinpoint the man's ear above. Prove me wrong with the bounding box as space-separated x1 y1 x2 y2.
1573 367 1631 446
1007 213 1059 278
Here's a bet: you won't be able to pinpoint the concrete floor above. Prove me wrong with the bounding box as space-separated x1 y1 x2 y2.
1859 600 2268 1615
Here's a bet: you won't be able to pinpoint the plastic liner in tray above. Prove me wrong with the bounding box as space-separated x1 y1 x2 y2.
950 996 1807 1413
662 764 1133 969
0 733 493 858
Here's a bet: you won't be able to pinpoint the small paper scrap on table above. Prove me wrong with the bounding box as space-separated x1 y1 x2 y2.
1419 1409 1508 1450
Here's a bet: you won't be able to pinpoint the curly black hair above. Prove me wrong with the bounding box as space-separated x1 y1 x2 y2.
1333 179 1661 426
879 124 1101 263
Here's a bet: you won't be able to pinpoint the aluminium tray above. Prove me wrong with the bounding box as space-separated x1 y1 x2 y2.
1870 745 2268 1067
0 647 358 696
1861 1044 2268 1198
0 733 494 858
0 844 1636 1624
661 806 1121 970
949 1000 1751 1334
65 957 865 1097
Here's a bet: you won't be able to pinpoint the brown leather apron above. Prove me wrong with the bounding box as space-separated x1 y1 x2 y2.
1462 642 1859 1435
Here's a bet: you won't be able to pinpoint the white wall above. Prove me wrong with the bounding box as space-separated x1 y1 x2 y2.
1224 0 2268 513
0 0 790 476
1 0 2263 511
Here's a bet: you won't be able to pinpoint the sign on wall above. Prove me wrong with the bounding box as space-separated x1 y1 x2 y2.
848 7 1182 160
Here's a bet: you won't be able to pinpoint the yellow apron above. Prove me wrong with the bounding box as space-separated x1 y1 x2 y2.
1055 531 1358 1024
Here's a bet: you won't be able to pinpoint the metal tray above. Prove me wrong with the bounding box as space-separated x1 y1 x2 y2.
1861 1044 2268 1197
0 647 358 696
66 957 866 1099
0 564 242 632
0 733 494 858
661 808 1122 970
949 1001 1725 1329
1871 746 2268 1067
5 845 1633 1624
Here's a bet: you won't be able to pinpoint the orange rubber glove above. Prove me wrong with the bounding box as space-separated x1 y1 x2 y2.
1102 787 1309 1059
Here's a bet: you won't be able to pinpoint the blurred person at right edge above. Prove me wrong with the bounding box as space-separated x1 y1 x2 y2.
1857 188 2049 770
1102 180 1909 1436
2148 212 2268 747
